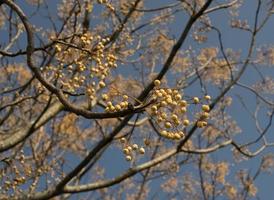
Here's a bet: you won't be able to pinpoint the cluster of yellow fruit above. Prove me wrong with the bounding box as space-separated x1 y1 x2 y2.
50 33 118 102
103 94 130 112
151 80 211 140
120 137 146 162
160 130 185 140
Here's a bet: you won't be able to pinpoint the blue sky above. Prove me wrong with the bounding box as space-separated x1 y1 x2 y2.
1 0 274 199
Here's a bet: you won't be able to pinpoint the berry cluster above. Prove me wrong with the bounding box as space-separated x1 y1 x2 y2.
46 33 118 102
120 137 146 162
103 94 131 112
150 80 211 140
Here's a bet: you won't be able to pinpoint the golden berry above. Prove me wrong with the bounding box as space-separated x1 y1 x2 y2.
204 95 211 100
193 97 199 104
175 94 182 101
125 155 132 161
174 133 181 140
183 119 190 126
102 94 108 101
139 147 145 154
123 148 130 155
154 79 161 87
179 100 187 107
161 130 168 137
132 144 138 150
151 105 158 112
165 122 172 129
202 105 210 112
99 81 106 88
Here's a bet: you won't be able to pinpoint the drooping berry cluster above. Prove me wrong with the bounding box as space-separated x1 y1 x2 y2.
149 80 211 140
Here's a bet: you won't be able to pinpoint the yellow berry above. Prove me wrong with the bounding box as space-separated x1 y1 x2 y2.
99 81 106 88
173 89 179 94
167 132 174 140
202 105 210 112
154 79 161 87
115 104 122 111
123 148 130 155
174 133 181 140
178 131 185 138
151 105 158 112
102 94 108 101
139 147 145 154
166 98 173 104
179 100 187 107
175 94 182 101
204 95 211 100
183 119 190 126
193 97 199 104
127 146 133 152
132 144 138 150
165 122 172 129
171 114 178 121
161 113 167 119
180 107 187 113
125 155 132 161
202 121 208 127
120 101 126 108
167 89 172 94
110 106 116 112
161 130 168 137
201 112 210 119
123 95 128 100
197 121 205 128
174 119 180 126
156 91 163 98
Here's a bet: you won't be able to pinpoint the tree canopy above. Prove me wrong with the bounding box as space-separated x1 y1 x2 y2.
1 0 274 199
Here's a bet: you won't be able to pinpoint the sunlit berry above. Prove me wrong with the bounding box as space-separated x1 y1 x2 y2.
180 107 187 113
161 130 168 137
99 81 106 88
125 155 132 161
123 148 130 155
179 100 187 107
175 94 182 101
123 95 129 100
115 104 122 111
132 144 138 150
151 105 158 112
127 146 133 151
204 95 211 100
197 121 206 128
193 97 199 104
202 105 210 112
174 133 181 140
183 119 190 126
102 94 108 101
154 79 161 87
165 122 172 129
139 147 145 154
